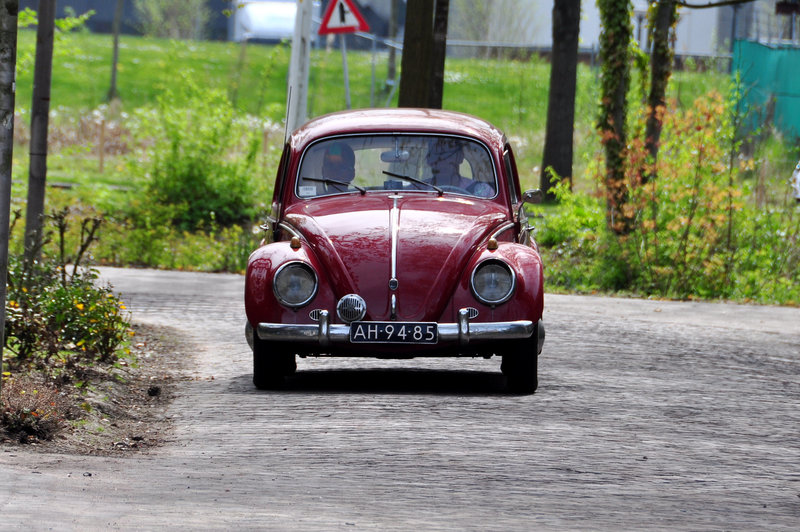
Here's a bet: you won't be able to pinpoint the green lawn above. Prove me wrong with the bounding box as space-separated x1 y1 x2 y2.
13 29 731 196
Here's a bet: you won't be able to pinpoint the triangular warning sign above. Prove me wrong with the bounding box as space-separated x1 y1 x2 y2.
318 0 370 35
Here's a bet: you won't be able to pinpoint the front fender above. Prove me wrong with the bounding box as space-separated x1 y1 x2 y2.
449 242 543 323
245 242 338 327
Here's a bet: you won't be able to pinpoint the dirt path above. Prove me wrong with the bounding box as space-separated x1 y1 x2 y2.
2 267 799 530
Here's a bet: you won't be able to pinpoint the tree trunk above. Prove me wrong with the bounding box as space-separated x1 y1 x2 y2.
107 0 124 102
427 0 449 109
24 0 56 263
398 0 434 107
0 0 19 394
643 0 677 183
540 0 580 200
598 0 633 234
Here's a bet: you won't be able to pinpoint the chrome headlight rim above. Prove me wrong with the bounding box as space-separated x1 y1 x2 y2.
470 258 516 306
273 261 318 308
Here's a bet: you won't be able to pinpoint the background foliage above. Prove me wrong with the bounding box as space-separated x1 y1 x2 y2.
534 88 800 304
137 76 261 231
133 0 210 40
6 29 799 304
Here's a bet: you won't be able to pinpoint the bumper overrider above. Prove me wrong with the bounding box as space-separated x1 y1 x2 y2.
248 309 545 353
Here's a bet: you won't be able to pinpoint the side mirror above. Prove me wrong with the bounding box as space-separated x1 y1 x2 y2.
522 189 543 204
517 189 543 223
261 214 277 232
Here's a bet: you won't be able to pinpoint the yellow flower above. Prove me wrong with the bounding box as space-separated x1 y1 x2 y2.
76 303 85 311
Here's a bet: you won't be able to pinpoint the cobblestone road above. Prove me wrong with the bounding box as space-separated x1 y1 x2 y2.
2 267 799 530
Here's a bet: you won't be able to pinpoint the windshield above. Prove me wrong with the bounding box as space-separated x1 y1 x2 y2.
296 134 497 199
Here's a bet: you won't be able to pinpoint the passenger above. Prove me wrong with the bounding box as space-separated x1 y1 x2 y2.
426 138 494 197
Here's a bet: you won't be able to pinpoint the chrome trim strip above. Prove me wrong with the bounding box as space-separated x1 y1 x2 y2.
389 194 400 287
490 221 515 241
277 222 301 239
257 317 535 345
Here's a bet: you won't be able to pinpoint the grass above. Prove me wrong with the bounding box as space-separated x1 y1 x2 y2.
14 29 731 194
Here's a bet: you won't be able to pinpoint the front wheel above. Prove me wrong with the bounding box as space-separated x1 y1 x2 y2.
252 335 296 390
501 351 538 394
500 321 543 394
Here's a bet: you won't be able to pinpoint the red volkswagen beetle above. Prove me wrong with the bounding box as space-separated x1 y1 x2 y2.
245 109 545 393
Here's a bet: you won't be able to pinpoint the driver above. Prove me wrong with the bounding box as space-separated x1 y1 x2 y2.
426 138 493 197
321 142 356 194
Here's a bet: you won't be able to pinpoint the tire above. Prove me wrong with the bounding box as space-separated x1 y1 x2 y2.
252 335 297 390
501 322 542 394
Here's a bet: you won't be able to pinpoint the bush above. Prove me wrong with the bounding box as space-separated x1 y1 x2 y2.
133 0 209 39
534 90 800 304
134 76 261 231
94 210 262 273
3 210 132 377
1 376 69 442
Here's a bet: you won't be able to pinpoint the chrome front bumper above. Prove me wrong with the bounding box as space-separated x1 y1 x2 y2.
251 309 542 349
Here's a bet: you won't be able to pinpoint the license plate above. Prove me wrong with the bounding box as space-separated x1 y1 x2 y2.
350 321 438 344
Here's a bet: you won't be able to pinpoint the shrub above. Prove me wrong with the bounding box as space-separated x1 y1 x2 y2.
3 209 132 377
1 376 69 442
133 0 209 40
134 76 261 231
534 89 800 304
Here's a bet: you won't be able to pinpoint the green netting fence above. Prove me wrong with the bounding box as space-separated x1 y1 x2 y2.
733 40 800 140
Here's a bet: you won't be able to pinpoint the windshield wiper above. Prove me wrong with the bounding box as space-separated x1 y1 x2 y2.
382 171 443 196
302 177 366 195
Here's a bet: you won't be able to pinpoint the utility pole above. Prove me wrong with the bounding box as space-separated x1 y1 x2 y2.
285 0 313 140
0 0 19 393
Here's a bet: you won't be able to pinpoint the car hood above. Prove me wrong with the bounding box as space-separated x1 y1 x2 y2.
284 194 508 321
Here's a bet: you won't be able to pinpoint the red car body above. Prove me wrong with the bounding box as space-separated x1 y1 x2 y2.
245 108 544 392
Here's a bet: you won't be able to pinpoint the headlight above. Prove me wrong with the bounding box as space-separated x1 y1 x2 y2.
273 262 318 308
470 259 515 306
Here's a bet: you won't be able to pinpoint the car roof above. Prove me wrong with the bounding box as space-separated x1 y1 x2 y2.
289 108 507 152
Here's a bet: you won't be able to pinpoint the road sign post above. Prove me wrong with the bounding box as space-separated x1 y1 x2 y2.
318 0 369 110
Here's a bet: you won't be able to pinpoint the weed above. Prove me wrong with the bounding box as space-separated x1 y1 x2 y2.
0 376 70 442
